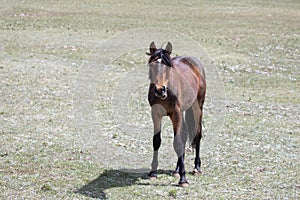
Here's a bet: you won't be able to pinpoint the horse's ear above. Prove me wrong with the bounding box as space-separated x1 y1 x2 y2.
149 41 157 55
165 42 172 55
146 42 156 56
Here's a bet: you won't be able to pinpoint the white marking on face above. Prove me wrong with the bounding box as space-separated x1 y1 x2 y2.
157 64 164 74
157 58 162 63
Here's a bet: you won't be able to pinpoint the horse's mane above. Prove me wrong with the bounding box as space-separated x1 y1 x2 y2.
147 48 173 67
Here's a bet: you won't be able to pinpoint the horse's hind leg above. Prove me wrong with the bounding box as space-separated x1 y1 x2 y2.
192 101 204 175
193 124 202 175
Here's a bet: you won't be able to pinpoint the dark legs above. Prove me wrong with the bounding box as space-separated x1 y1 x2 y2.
193 127 202 174
148 105 163 178
175 103 203 176
173 118 188 176
174 154 187 185
148 131 161 178
171 110 189 187
173 139 188 186
173 126 202 175
188 101 203 175
149 104 203 187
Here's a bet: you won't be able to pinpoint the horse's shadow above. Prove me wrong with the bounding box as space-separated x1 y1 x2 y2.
76 168 173 199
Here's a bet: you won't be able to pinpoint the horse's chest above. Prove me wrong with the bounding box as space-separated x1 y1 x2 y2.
149 98 178 116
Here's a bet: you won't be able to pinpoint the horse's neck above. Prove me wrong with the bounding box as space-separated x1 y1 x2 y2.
169 66 198 111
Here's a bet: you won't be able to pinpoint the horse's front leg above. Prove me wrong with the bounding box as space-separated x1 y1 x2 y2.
173 119 188 177
148 106 163 179
171 110 189 187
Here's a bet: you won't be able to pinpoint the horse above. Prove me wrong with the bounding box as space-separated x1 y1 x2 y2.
146 42 206 187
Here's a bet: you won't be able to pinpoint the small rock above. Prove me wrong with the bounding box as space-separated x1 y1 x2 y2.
41 183 52 191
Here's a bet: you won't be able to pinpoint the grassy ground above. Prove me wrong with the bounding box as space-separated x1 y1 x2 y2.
0 0 299 199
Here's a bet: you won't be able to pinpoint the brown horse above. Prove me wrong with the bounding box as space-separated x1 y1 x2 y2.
146 42 206 187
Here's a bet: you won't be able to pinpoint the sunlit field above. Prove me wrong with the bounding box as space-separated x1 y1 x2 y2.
0 0 299 199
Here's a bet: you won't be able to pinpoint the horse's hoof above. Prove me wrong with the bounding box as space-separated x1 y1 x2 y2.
149 176 157 180
172 172 180 178
148 171 158 180
179 182 189 188
192 169 202 176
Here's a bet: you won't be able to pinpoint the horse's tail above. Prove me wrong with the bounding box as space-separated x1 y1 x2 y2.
184 107 196 148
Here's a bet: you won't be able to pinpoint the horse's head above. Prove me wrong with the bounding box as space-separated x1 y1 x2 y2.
146 41 173 100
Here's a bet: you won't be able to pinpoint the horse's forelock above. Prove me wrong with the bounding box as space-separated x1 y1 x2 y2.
148 48 173 67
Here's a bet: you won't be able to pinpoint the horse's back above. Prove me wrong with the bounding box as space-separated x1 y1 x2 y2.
172 56 206 92
174 56 205 81
171 56 206 111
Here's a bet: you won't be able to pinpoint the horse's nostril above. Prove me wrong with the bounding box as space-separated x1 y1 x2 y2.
154 87 159 95
162 86 166 93
158 89 163 95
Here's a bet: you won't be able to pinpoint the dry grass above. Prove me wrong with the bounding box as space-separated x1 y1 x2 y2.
0 0 299 199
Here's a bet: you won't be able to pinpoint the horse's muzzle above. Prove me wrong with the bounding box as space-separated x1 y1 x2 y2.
154 85 167 100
